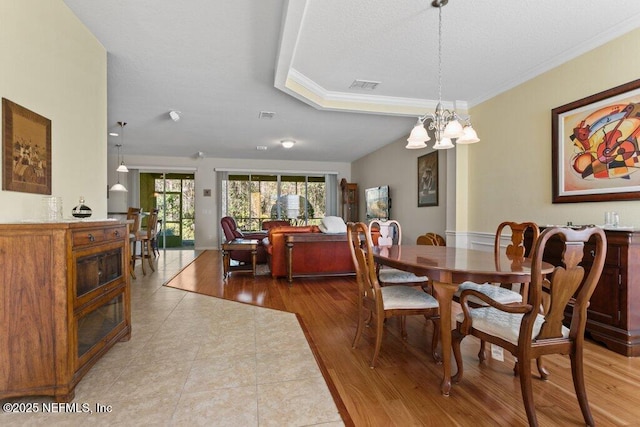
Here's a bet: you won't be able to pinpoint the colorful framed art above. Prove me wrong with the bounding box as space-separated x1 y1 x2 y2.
552 79 640 203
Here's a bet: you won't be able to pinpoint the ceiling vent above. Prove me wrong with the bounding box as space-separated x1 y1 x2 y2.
349 79 380 90
258 111 276 119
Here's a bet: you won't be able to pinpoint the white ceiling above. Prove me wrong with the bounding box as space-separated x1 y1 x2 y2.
62 0 640 162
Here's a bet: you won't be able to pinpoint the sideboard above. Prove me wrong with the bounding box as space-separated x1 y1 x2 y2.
0 220 131 401
526 227 640 356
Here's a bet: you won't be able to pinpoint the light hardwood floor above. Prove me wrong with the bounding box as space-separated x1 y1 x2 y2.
168 250 640 427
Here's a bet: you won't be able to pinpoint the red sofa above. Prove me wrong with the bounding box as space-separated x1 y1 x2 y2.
265 225 355 280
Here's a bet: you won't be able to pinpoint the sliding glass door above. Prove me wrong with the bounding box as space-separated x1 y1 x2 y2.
140 172 195 248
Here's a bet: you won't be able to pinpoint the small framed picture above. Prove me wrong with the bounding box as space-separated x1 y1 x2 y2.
418 151 438 207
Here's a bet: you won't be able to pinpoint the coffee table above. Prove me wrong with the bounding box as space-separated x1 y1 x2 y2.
221 239 259 278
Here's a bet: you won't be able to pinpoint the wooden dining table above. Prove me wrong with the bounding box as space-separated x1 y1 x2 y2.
372 244 554 396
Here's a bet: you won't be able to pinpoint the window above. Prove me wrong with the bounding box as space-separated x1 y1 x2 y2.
222 173 330 231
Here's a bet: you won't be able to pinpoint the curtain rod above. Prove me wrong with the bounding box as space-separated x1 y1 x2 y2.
214 167 338 174
126 166 197 172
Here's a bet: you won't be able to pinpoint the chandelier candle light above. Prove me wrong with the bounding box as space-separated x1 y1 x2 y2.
406 0 480 150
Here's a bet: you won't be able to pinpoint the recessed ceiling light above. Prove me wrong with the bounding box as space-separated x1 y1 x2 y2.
169 110 181 121
281 140 295 149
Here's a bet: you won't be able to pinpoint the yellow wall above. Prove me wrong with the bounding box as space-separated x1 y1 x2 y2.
0 0 107 221
466 28 640 232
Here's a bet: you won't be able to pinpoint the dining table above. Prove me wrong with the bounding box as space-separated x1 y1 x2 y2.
371 244 554 396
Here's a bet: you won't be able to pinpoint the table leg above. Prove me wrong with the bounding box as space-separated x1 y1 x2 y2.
432 279 457 396
286 241 293 283
222 249 230 278
251 247 257 276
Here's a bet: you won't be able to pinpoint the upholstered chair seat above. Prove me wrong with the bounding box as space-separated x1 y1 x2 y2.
381 285 439 310
368 219 428 285
454 281 523 306
455 308 569 345
379 269 428 284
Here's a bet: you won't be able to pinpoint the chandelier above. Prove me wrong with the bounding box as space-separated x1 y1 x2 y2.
406 0 480 150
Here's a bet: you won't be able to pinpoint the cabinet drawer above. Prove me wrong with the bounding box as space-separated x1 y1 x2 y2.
73 229 106 246
75 246 125 308
584 243 621 266
104 226 127 242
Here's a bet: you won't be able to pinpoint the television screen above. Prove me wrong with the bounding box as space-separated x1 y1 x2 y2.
365 185 390 220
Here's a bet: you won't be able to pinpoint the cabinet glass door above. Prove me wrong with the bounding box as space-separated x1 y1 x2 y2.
76 249 123 298
77 294 125 358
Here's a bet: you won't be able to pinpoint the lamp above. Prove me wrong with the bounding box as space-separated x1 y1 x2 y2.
406 0 480 150
281 139 295 149
115 122 128 172
110 121 128 192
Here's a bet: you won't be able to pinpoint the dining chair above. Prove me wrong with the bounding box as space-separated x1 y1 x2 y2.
151 219 163 257
454 221 539 306
416 232 445 246
133 208 158 275
347 222 440 368
453 221 539 362
368 219 428 286
126 207 141 279
452 226 606 427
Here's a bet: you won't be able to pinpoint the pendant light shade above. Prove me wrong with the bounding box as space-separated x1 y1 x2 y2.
116 162 129 173
109 182 128 192
456 125 480 144
406 119 430 149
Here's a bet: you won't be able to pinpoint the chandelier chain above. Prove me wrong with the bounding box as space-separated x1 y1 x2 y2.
437 4 442 103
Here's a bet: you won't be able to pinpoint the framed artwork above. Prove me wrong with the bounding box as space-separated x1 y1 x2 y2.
552 79 640 203
2 98 52 195
418 151 438 207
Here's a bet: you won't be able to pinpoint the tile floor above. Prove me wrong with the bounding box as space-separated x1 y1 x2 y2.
1 250 343 426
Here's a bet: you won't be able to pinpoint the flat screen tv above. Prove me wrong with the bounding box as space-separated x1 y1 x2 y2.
365 185 390 220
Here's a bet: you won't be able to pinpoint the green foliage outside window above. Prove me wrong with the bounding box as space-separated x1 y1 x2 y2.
224 174 326 230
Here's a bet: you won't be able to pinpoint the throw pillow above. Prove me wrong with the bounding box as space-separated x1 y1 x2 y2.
319 216 347 234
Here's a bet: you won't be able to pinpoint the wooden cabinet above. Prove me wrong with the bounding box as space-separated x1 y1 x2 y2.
526 228 640 356
0 220 131 402
340 178 358 223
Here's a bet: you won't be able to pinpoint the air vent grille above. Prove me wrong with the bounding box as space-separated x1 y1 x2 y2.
349 79 380 90
258 111 276 119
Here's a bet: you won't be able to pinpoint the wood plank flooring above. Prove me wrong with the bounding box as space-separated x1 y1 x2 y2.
166 250 640 426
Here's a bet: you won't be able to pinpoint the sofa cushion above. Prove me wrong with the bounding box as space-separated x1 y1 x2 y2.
319 216 347 234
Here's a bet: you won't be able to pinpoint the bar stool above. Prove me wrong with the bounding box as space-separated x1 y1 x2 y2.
126 207 141 279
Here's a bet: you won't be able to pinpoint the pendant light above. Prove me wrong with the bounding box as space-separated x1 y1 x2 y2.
109 121 128 192
116 122 129 172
